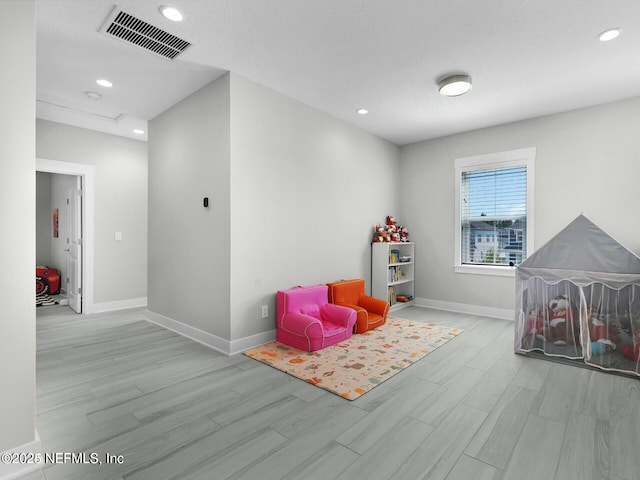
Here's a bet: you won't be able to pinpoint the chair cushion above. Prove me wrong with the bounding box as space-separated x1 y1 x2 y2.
322 321 349 338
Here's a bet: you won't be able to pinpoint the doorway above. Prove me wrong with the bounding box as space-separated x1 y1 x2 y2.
36 158 95 314
36 171 79 311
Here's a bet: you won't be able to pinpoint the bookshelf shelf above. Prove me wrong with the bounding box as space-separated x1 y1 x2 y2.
371 242 415 312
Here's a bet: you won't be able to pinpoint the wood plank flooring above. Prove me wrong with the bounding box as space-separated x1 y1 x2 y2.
20 305 640 479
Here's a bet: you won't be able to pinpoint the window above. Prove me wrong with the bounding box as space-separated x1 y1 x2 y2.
454 148 535 276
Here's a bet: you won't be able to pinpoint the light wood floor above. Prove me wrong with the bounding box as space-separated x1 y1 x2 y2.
21 305 640 480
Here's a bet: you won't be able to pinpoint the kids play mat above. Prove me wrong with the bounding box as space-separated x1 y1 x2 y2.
515 214 640 377
244 318 462 400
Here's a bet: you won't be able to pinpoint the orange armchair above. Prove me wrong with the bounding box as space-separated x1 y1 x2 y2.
327 279 389 333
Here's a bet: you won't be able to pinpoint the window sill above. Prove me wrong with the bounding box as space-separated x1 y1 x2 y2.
454 265 516 277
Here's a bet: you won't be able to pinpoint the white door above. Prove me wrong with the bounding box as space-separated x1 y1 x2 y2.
67 177 82 313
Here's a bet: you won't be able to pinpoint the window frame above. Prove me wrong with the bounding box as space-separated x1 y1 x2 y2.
454 147 535 277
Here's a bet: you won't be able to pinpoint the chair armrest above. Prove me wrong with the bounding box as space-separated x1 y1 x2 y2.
321 303 357 328
280 312 322 336
359 295 390 317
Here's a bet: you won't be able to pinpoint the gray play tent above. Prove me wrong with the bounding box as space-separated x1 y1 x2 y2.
515 214 640 376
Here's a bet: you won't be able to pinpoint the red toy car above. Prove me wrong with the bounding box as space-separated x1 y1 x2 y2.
36 266 60 295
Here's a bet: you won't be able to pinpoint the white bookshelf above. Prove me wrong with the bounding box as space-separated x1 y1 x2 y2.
371 242 415 311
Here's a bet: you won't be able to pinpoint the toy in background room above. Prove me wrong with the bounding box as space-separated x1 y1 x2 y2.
371 215 410 243
36 266 61 295
543 295 579 346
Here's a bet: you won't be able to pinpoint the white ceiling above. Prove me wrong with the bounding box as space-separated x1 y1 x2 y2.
36 0 640 145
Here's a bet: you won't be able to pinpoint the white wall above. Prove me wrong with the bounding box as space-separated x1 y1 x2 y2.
229 73 400 341
0 0 36 455
147 73 399 346
400 96 640 313
148 74 232 339
36 120 148 304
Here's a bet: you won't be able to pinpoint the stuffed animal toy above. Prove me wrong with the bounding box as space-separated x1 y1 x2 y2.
586 306 616 356
621 325 640 362
543 295 578 346
372 225 385 242
614 312 637 343
524 307 544 343
372 216 410 243
372 222 393 242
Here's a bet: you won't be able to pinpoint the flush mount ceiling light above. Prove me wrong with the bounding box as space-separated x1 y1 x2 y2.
598 27 621 42
85 91 102 100
356 108 369 115
96 79 113 88
438 74 472 97
133 129 145 135
160 6 184 22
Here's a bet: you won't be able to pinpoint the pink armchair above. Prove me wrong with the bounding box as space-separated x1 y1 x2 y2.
276 284 357 351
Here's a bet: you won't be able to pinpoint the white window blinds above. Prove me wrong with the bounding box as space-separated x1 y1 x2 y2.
460 165 527 266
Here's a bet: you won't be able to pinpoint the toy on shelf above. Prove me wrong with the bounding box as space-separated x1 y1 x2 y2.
371 215 410 243
396 294 414 303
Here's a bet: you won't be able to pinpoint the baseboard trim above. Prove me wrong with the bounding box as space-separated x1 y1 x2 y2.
144 310 276 356
229 330 277 356
92 297 147 313
0 432 42 480
415 297 514 321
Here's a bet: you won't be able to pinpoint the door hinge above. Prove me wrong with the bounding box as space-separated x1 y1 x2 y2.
78 287 82 295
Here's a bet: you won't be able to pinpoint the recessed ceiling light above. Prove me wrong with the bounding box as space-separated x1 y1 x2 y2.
160 6 184 22
133 129 145 135
356 108 369 115
438 74 472 97
96 79 113 88
598 28 621 42
85 91 102 100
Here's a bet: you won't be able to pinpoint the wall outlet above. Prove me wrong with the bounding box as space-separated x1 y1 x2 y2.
261 305 269 318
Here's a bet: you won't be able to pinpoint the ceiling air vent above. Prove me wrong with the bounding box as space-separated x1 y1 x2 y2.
99 7 191 60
